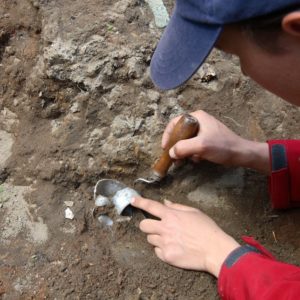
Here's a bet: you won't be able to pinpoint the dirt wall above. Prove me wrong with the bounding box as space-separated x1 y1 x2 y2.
0 1 300 299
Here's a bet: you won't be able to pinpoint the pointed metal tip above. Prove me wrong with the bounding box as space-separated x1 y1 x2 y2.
134 177 158 185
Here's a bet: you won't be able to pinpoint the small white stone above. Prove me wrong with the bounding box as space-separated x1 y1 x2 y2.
65 208 74 220
98 215 113 226
145 0 170 28
70 102 80 113
64 201 74 207
116 216 131 223
147 90 160 103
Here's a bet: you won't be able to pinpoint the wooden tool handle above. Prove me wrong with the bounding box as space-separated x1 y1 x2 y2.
152 114 199 179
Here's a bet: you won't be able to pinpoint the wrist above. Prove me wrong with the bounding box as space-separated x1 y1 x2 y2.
206 233 240 278
232 139 270 174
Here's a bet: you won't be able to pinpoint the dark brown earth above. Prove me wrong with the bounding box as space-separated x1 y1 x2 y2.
0 1 300 299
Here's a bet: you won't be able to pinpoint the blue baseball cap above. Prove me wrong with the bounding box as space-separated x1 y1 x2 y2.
150 0 300 90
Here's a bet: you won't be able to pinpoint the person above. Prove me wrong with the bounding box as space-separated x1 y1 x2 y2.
130 0 300 299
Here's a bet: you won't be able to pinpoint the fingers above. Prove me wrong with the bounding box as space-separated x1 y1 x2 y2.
169 137 203 159
162 111 207 150
190 155 203 163
164 199 197 212
147 234 162 247
161 116 181 149
139 219 162 234
131 197 166 219
154 247 164 261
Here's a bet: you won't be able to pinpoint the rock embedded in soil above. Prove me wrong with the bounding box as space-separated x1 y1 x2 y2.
0 130 14 170
65 207 75 220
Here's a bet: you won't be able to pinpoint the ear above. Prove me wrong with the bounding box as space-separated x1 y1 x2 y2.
282 12 300 37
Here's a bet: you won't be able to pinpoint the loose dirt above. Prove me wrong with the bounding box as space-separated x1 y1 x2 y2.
1 0 300 299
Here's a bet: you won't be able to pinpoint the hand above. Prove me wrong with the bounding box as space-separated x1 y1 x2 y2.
131 197 240 277
163 110 270 174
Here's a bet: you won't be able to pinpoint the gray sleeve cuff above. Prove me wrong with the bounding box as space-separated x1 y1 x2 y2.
224 245 261 268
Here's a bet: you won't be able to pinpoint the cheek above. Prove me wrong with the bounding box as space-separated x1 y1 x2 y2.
240 59 300 106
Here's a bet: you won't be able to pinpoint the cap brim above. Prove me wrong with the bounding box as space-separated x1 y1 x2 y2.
150 10 222 90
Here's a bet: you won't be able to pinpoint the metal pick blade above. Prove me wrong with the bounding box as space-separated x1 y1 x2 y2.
134 174 162 185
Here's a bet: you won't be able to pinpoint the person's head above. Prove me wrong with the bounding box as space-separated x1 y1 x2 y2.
217 7 300 105
150 1 300 105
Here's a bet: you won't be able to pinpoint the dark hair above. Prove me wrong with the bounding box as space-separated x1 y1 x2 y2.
238 5 300 53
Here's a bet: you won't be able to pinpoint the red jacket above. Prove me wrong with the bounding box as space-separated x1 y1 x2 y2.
218 140 300 299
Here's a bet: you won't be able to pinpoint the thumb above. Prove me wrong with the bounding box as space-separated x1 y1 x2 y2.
169 137 202 159
164 199 197 212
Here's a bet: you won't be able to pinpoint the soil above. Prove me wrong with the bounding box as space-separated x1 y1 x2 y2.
0 0 300 299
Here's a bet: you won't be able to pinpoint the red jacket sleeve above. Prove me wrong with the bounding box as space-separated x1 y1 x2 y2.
218 236 300 299
268 140 300 209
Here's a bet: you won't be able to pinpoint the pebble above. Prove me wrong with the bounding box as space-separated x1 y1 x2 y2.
98 215 113 226
70 102 81 113
64 201 74 207
147 90 160 103
145 0 169 28
65 208 74 220
32 1 40 9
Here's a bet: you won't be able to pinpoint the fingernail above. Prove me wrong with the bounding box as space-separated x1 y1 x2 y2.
169 148 177 159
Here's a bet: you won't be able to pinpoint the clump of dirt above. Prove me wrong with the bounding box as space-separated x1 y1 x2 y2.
1 0 300 299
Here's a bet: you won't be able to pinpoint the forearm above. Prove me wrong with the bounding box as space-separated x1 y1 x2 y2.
206 233 240 278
